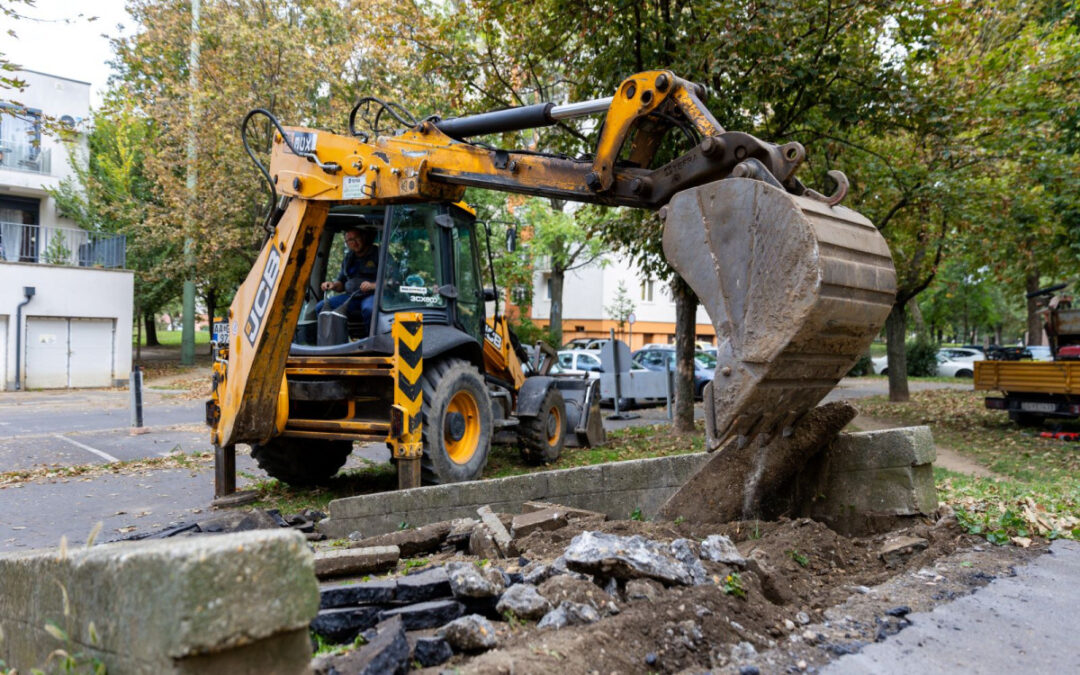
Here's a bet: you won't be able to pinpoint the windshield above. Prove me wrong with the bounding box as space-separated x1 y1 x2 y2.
695 351 716 369
380 205 447 312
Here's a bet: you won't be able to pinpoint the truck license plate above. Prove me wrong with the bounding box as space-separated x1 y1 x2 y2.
1020 402 1056 413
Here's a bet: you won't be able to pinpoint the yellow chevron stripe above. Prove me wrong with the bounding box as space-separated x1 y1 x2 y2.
399 359 423 385
397 329 423 351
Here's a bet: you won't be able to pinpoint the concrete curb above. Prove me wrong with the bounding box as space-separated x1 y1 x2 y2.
0 529 318 674
321 453 709 539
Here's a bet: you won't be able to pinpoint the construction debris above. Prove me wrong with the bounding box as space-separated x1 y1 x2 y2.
313 545 399 578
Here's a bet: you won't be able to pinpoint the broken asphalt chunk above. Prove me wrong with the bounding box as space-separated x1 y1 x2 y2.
563 531 693 586
377 599 464 631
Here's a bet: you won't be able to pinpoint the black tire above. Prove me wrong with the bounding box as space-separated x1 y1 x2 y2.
420 359 493 484
250 437 352 486
1009 411 1045 428
880 368 888 375
520 387 566 465
955 369 973 378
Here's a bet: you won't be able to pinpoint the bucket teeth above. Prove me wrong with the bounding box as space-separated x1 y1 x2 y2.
662 177 896 447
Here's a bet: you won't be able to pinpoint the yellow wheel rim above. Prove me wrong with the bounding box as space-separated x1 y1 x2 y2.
546 405 562 447
445 390 481 464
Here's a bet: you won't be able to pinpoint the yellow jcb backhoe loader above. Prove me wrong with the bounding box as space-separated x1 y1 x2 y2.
206 70 896 497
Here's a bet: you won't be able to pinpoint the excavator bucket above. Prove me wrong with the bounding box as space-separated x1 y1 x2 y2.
662 178 896 449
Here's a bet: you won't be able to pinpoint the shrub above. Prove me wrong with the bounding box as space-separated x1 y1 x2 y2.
847 354 873 377
906 337 939 377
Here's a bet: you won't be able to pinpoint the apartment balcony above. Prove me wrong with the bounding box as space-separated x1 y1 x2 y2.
0 222 126 268
0 142 52 175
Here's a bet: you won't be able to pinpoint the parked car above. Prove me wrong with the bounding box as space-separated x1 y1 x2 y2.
872 347 984 377
631 346 715 398
1028 345 1053 361
556 349 603 377
562 337 609 350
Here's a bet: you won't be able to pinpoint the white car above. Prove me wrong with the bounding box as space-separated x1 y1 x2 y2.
555 349 603 378
872 347 984 377
1028 346 1053 361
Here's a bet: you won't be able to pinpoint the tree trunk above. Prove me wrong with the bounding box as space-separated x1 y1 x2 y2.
549 267 564 346
672 277 697 433
1026 271 1043 345
886 301 909 402
144 312 159 346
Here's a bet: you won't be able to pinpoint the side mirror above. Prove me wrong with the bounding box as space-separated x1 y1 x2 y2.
483 287 497 301
505 226 517 253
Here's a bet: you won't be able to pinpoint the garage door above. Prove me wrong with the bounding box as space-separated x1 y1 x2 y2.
25 317 115 389
0 315 7 388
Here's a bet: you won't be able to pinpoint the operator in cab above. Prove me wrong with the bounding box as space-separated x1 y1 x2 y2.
316 226 379 328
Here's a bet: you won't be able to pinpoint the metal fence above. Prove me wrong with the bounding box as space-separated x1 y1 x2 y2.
0 142 51 174
0 222 126 268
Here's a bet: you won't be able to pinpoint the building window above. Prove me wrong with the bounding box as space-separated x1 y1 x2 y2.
0 105 44 172
640 279 654 302
0 195 40 263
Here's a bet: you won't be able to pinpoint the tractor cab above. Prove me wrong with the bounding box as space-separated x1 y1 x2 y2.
294 202 486 351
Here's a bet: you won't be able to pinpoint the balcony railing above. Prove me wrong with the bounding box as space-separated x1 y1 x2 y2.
0 142 51 174
0 222 126 268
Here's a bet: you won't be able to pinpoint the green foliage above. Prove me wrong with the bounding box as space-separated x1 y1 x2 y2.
721 572 746 599
42 232 73 266
787 550 809 568
906 337 940 377
401 557 430 572
605 281 636 336
847 354 874 377
510 317 559 350
629 507 644 521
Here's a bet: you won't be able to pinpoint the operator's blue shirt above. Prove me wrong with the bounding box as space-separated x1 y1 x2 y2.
337 245 379 294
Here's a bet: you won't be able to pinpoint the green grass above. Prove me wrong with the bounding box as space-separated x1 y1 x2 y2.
859 389 1080 541
250 419 705 514
135 329 211 347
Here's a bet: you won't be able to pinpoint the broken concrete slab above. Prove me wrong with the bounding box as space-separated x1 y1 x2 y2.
394 566 452 604
320 578 397 609
477 505 513 556
669 539 708 585
496 583 551 620
197 508 283 533
439 614 499 652
311 615 409 675
314 545 399 579
469 522 503 559
538 601 601 630
658 402 857 523
521 501 607 520
563 531 694 586
511 508 569 539
310 605 383 643
377 599 465 631
0 530 318 674
347 521 453 557
446 561 505 598
411 635 453 667
445 518 479 550
879 536 929 568
701 534 747 567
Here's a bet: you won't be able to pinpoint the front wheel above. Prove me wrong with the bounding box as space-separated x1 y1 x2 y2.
420 359 493 484
520 387 566 465
251 438 352 486
955 369 973 378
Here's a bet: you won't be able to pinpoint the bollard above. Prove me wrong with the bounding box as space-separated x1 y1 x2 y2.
129 364 148 435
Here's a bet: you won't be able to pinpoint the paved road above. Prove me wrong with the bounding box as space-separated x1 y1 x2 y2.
825 539 1080 674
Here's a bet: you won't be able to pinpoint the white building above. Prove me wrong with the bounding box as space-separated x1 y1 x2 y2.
532 254 716 350
0 70 133 390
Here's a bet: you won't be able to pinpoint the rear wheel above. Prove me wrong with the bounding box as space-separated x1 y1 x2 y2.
520 387 566 465
251 438 352 486
420 359 493 484
955 369 973 378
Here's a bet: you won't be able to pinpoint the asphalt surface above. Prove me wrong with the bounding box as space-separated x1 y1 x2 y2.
826 540 1080 674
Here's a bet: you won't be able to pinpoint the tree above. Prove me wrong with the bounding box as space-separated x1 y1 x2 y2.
521 199 605 345
49 98 176 348
605 280 635 342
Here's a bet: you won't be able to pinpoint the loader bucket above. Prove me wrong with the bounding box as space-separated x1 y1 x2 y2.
554 378 605 448
662 178 896 448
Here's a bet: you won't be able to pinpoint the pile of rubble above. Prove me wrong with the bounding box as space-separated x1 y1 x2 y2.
310 515 754 672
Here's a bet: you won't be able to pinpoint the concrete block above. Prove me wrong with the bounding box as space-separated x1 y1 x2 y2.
521 502 606 519
314 546 399 579
511 509 568 538
477 505 512 555
349 521 452 557
310 606 383 643
395 567 451 603
827 426 936 472
0 530 317 674
378 599 465 630
547 464 605 498
320 579 397 608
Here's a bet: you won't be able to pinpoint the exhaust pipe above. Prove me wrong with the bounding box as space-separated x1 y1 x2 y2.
14 286 35 391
